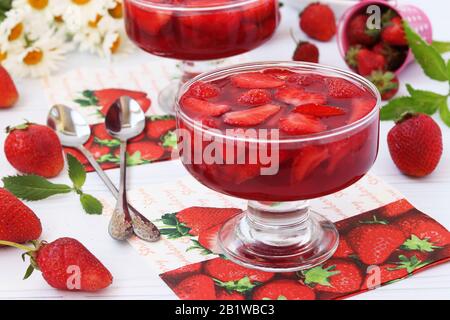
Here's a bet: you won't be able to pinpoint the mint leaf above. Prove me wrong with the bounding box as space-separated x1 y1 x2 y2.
404 22 448 82
431 41 450 54
2 175 72 201
67 154 86 190
439 99 450 127
74 99 93 107
80 193 103 215
406 84 447 113
380 97 417 120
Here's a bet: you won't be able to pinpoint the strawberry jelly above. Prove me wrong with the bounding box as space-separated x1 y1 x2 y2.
124 0 279 61
176 65 380 201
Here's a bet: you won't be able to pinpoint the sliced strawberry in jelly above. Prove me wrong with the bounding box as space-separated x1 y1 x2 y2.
274 87 326 106
186 81 220 99
348 98 376 123
182 97 231 117
325 78 365 98
291 146 329 183
293 103 346 117
132 6 171 36
286 73 324 87
237 89 272 106
223 104 281 126
262 68 295 80
230 72 285 89
279 113 327 135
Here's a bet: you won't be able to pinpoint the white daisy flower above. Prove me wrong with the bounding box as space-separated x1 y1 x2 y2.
106 0 124 20
72 24 103 54
4 30 72 78
0 9 27 51
62 0 116 32
100 28 134 59
13 0 68 23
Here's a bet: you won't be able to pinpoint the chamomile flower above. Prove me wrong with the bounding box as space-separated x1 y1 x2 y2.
0 9 27 51
13 0 67 23
62 0 116 31
100 28 134 59
72 24 103 54
4 30 72 78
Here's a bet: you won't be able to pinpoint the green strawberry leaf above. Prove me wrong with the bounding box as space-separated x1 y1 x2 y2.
160 212 178 226
96 153 118 164
23 264 35 280
148 115 175 121
214 277 258 293
263 295 288 300
390 255 431 273
74 99 94 107
162 131 177 149
404 21 448 82
402 235 441 252
186 239 213 255
431 41 450 54
126 151 150 166
2 175 72 201
67 154 86 190
79 193 103 215
303 264 340 287
94 137 121 148
158 212 191 238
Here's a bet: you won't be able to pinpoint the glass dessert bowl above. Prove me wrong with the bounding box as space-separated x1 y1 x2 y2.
124 0 280 113
175 61 381 272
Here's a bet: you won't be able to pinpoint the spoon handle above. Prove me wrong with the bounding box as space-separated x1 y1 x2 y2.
78 145 160 241
117 140 131 221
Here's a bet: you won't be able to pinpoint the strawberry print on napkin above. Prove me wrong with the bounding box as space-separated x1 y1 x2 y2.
64 114 177 172
159 200 450 300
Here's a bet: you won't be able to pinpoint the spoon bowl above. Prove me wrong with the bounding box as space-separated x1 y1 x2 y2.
105 96 146 141
47 104 91 147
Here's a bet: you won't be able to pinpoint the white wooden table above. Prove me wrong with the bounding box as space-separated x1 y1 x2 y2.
0 0 449 300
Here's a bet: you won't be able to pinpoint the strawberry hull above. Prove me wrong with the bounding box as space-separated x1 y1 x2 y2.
124 0 279 60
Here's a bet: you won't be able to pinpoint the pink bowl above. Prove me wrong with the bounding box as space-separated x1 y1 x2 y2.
337 0 433 74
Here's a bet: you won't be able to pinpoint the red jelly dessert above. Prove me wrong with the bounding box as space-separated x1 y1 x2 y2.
176 63 380 201
124 0 279 60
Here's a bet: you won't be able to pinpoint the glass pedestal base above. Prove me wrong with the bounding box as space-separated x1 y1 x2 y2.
219 201 339 272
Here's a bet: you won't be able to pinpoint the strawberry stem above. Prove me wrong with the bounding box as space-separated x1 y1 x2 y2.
0 240 35 252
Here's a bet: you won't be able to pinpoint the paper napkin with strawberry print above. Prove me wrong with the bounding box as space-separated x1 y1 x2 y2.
99 173 450 300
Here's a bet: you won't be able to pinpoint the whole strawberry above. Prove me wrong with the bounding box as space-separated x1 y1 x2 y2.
346 46 386 76
4 123 64 178
367 71 399 100
0 237 113 292
387 114 442 177
253 279 316 300
382 16 408 46
300 3 336 42
303 259 362 294
0 188 42 243
293 41 319 63
394 212 450 246
347 218 406 265
347 14 380 46
0 65 19 108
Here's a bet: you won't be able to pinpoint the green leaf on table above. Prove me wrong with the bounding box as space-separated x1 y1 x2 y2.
439 99 450 127
406 84 447 112
67 154 86 190
2 175 72 201
404 22 448 82
80 193 103 215
380 85 447 121
380 97 417 120
0 0 12 11
431 41 450 54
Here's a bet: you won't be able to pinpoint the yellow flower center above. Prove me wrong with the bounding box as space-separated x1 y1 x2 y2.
71 0 90 5
8 23 23 41
0 52 7 63
108 2 123 19
110 35 121 54
88 15 102 28
27 0 49 10
23 49 44 65
54 15 64 23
